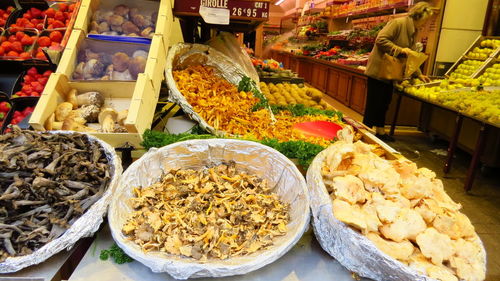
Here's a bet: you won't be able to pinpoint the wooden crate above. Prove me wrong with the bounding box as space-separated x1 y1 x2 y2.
73 0 172 51
29 72 157 148
32 26 163 148
57 28 165 89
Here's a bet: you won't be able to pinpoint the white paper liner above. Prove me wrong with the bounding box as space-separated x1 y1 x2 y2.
0 131 123 273
306 138 487 281
108 139 310 279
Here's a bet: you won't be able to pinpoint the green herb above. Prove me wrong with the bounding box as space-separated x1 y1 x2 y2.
238 76 269 111
100 243 134 264
142 130 326 169
141 129 216 150
259 138 324 168
271 104 343 119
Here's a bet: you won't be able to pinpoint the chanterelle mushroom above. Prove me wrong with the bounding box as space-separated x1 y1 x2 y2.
76 91 105 107
98 108 118 133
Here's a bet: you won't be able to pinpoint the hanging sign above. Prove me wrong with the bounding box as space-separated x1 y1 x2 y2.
174 0 270 20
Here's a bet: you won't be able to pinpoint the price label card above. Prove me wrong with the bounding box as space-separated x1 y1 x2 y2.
199 6 230 25
174 0 269 20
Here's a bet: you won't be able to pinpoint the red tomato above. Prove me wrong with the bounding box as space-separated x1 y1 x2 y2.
11 41 23 53
7 51 19 57
45 8 56 18
37 36 51 47
49 31 63 43
21 35 34 46
15 32 25 41
19 52 31 60
27 67 38 76
35 51 46 60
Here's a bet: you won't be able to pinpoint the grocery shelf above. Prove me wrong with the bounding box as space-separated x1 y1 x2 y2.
329 1 409 20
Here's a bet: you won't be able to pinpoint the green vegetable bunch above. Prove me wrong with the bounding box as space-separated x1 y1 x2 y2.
271 104 343 119
141 129 327 169
100 243 134 264
238 76 269 111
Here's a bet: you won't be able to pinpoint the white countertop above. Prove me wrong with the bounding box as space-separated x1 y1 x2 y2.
69 224 368 281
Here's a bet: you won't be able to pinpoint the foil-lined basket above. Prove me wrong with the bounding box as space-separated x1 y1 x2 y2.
108 139 310 279
0 131 123 273
306 140 487 281
165 43 269 137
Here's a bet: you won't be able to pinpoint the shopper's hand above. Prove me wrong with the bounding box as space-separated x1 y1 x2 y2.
419 74 431 83
401 48 413 55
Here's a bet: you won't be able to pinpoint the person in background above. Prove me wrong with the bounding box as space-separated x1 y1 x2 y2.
363 1 433 142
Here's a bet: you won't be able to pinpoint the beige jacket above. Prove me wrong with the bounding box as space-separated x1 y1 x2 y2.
365 16 421 80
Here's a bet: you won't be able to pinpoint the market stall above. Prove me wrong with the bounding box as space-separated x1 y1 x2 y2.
0 0 496 281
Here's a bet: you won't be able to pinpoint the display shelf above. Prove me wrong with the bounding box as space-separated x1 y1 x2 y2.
330 1 409 20
68 224 369 281
444 35 500 77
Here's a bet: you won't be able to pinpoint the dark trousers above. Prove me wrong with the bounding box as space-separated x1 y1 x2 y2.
363 77 393 128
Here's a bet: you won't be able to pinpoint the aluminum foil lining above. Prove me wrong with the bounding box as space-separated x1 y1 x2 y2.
306 137 487 281
109 139 310 280
164 43 269 137
0 131 123 273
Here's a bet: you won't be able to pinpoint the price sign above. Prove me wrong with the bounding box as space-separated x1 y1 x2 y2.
174 0 270 20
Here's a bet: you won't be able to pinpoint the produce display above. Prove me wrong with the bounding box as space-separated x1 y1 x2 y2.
122 162 289 260
448 60 483 82
252 58 299 79
10 4 76 31
0 6 15 28
47 89 128 132
0 30 39 60
260 82 333 110
477 63 500 86
0 128 111 261
398 74 499 125
89 4 157 38
9 106 34 126
172 65 343 146
73 49 148 81
434 90 500 125
466 46 496 60
13 67 53 97
465 39 500 60
0 101 10 128
321 141 485 281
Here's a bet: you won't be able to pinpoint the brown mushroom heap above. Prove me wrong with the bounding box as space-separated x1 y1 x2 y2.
122 162 290 260
46 89 128 133
89 4 156 38
73 49 147 81
0 128 111 261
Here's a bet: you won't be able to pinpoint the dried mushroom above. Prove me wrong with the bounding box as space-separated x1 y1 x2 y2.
321 141 486 281
122 162 290 260
0 128 111 261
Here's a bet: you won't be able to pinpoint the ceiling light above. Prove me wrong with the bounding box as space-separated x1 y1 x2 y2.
275 0 285 5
